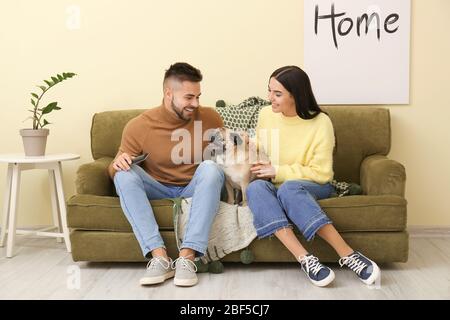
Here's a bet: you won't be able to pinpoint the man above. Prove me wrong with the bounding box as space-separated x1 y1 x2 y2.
108 62 224 287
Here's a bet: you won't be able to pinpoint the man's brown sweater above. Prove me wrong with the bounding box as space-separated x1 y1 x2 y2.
115 104 223 185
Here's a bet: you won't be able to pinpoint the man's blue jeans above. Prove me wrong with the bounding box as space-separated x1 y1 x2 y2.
246 179 334 241
113 160 224 258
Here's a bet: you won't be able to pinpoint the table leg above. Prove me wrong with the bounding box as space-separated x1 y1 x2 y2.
49 169 62 243
6 164 21 258
53 161 71 252
0 164 13 247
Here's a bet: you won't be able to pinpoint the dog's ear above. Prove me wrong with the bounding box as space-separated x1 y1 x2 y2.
209 128 223 143
231 133 243 145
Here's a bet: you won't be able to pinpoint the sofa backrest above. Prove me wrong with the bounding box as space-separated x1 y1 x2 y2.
90 106 390 184
91 109 146 160
322 106 390 183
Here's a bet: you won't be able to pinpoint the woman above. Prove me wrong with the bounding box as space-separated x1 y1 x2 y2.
247 66 380 287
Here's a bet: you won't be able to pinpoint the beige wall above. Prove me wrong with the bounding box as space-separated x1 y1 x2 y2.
0 0 449 227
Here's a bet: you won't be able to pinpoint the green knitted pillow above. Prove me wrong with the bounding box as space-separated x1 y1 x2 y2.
215 96 270 135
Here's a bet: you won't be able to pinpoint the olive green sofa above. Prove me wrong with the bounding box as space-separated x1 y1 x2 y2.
67 106 408 263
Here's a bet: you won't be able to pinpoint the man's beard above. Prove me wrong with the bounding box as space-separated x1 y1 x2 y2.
171 98 192 121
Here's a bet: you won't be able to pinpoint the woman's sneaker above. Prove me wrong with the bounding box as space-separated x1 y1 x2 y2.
339 251 380 285
298 254 335 287
140 256 175 285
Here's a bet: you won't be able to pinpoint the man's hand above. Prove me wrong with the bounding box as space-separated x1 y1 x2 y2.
250 161 276 179
112 152 133 172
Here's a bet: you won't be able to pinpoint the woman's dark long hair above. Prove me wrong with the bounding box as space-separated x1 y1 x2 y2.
271 66 337 153
270 66 323 120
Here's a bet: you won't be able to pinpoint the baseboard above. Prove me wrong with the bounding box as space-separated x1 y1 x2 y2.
407 225 450 237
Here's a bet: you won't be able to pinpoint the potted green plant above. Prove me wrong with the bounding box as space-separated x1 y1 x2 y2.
21 72 76 156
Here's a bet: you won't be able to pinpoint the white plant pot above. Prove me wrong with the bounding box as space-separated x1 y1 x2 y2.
19 129 49 156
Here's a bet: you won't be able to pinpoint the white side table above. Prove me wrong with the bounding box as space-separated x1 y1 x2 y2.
0 153 80 257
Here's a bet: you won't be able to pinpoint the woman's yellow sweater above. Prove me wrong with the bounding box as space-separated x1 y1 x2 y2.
256 106 335 186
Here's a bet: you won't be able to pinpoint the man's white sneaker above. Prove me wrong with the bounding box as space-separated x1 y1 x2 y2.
140 256 174 285
172 256 198 287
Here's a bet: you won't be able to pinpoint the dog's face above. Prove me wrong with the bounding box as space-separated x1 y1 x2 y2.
209 128 247 156
208 128 268 167
208 128 258 206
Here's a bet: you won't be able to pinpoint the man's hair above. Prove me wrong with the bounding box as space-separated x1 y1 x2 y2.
164 62 203 83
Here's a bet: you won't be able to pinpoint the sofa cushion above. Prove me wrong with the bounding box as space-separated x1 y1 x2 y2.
319 195 407 232
67 194 406 233
215 97 270 133
70 229 408 263
67 195 175 231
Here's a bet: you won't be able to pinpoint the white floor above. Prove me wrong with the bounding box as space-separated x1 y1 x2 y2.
0 235 449 300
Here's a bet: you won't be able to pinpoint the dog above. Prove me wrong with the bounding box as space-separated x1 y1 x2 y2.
208 128 269 206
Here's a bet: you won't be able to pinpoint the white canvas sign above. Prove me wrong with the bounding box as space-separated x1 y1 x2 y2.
304 0 411 104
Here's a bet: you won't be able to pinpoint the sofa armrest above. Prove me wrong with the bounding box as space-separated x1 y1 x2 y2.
75 157 115 196
360 155 406 197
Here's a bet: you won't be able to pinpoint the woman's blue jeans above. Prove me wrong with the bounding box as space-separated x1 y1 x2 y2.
246 179 334 241
114 160 224 258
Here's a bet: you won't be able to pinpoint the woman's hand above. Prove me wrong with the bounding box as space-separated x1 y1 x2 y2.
250 161 276 179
